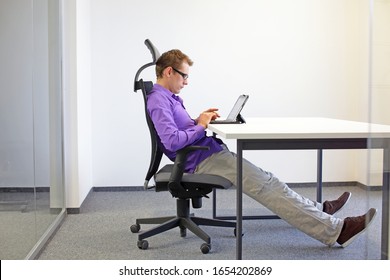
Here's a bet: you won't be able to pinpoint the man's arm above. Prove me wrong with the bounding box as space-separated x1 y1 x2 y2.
148 95 206 152
194 108 220 128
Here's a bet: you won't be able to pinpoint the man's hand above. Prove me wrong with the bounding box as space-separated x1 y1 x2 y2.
196 108 220 128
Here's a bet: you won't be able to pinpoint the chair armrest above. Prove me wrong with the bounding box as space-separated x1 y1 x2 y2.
168 145 210 196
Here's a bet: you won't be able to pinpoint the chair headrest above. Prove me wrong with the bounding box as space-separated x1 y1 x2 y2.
144 39 160 63
134 39 161 92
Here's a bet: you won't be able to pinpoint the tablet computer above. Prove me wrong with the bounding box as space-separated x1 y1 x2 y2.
210 94 249 124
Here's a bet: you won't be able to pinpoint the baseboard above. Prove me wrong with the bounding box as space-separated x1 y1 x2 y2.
287 181 357 188
66 207 81 214
93 186 145 192
66 187 94 215
0 187 54 213
287 181 382 191
65 186 144 214
0 186 50 192
64 181 382 214
355 181 382 191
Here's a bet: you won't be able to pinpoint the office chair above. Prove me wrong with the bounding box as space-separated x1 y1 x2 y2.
131 39 236 254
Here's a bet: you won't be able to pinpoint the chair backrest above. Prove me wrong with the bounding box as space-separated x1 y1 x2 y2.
139 79 164 187
134 39 162 188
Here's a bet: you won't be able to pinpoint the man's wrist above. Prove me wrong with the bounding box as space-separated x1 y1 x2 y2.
199 123 207 129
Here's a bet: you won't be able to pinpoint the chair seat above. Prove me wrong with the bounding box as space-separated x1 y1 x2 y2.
154 164 233 193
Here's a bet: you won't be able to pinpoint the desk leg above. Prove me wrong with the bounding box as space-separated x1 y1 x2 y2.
212 189 217 219
382 147 389 260
212 132 218 219
317 149 323 202
236 140 243 260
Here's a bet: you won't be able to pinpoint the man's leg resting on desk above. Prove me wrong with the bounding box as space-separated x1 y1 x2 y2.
194 147 377 247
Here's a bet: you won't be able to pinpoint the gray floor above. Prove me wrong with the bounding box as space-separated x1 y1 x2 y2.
37 186 382 260
0 191 59 260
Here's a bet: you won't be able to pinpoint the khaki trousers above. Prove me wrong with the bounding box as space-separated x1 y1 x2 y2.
194 145 343 246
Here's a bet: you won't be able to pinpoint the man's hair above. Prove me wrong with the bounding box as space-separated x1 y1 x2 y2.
155 49 193 79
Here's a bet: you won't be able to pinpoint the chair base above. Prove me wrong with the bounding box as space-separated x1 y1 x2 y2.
131 198 236 254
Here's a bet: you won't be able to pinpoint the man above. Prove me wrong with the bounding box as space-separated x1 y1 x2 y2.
147 49 377 248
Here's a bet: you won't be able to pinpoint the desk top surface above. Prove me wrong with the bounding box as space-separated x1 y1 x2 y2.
207 117 390 140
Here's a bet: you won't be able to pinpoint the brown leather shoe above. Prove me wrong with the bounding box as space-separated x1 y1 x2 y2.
337 208 377 248
323 192 351 215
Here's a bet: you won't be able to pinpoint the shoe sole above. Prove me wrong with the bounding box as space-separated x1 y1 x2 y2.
340 208 377 248
332 192 352 215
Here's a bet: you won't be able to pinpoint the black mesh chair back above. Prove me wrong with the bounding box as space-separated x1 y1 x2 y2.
139 79 166 189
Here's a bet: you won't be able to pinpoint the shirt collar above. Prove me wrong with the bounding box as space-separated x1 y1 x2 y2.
154 83 183 104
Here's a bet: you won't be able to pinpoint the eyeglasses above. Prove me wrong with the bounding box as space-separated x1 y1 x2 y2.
172 67 189 80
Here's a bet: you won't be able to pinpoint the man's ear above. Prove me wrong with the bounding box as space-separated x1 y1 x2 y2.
163 66 173 78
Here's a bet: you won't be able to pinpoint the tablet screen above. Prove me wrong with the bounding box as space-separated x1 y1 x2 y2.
226 94 249 120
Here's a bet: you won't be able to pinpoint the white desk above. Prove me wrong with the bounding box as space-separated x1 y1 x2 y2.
208 117 390 260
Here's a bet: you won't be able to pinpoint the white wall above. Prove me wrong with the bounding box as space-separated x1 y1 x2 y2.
90 0 377 188
62 0 93 208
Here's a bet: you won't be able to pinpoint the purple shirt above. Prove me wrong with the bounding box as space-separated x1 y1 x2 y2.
147 84 223 173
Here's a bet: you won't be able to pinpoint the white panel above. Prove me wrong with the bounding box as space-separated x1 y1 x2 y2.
0 0 34 186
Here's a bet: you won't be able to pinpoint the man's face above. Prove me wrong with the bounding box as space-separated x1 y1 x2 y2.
169 62 189 94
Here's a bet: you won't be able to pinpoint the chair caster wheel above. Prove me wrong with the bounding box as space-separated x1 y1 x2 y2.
130 224 140 233
180 227 186 237
137 240 148 250
200 243 211 254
